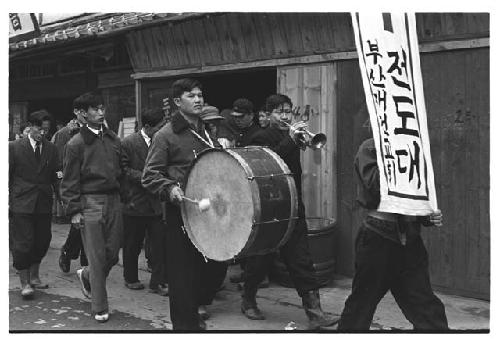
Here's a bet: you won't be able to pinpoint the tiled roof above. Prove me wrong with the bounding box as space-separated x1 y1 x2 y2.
9 12 205 52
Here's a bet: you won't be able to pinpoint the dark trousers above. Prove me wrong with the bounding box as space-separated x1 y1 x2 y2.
147 216 168 288
61 225 88 266
144 231 152 266
123 214 164 284
164 203 205 330
198 259 228 306
243 218 320 299
80 193 123 313
10 212 52 270
338 225 448 331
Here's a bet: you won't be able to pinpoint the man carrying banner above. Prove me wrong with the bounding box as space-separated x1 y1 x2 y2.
337 136 448 331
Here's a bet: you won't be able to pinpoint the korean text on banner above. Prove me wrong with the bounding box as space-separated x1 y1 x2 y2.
351 13 437 216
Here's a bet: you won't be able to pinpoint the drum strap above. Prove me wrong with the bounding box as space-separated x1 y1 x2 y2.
190 128 214 148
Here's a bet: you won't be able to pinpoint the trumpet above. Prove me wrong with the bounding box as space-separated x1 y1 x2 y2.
282 121 327 149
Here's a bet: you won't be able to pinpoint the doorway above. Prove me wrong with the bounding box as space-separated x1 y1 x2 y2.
141 68 277 114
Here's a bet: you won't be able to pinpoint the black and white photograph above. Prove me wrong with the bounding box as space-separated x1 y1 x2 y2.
6 4 493 334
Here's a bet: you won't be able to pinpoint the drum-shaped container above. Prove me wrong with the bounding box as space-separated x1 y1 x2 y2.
181 146 298 261
270 217 337 287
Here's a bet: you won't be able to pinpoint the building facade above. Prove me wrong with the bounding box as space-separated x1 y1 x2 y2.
9 12 490 299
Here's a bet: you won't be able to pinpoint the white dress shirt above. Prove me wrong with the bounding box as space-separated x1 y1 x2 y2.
87 125 103 136
140 129 151 147
28 134 41 153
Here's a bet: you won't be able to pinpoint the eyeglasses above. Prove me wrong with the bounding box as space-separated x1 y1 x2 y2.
273 109 292 115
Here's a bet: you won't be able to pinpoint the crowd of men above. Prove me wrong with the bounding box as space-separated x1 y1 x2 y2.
9 78 448 331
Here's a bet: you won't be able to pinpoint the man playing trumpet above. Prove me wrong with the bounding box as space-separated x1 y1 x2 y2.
240 94 339 330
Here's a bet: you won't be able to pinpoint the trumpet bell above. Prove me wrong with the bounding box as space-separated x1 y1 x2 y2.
310 133 327 149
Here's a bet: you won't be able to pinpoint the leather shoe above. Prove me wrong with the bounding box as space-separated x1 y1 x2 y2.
125 281 145 290
199 317 207 330
95 310 109 323
149 284 169 296
241 299 265 320
198 305 210 320
230 272 244 284
76 268 91 299
21 284 35 299
59 250 70 273
259 276 270 289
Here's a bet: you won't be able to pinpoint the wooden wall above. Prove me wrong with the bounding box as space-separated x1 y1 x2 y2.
336 59 372 276
336 47 490 299
420 47 490 299
126 13 489 75
416 13 489 42
277 64 337 229
127 13 354 72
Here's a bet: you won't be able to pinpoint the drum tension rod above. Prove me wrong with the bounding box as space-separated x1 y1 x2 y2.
253 217 299 225
247 173 293 181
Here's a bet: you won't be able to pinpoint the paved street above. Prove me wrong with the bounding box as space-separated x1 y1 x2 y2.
9 222 490 332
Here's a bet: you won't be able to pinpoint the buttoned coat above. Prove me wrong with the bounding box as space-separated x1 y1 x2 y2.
9 137 60 214
121 131 160 216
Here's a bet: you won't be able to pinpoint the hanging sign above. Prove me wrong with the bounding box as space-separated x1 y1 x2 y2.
9 13 39 38
352 12 438 215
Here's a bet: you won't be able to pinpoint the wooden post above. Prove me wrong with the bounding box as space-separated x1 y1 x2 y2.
135 79 142 129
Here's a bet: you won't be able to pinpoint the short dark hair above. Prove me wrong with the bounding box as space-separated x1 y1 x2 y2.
171 78 202 99
142 107 165 127
28 109 50 127
19 122 31 133
265 94 293 112
232 98 254 115
73 92 104 111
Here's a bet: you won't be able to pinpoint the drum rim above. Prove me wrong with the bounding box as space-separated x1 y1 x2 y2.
224 148 262 258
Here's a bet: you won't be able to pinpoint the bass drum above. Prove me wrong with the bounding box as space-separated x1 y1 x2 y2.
181 146 298 261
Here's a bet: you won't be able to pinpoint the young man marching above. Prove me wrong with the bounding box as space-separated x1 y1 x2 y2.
337 137 448 331
121 108 168 294
241 94 339 330
9 111 60 299
52 103 88 273
142 78 219 330
60 92 123 323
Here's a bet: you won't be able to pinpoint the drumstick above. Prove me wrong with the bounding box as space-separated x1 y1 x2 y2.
182 196 211 212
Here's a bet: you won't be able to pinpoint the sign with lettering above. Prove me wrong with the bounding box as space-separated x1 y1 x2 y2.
352 13 437 215
9 13 38 38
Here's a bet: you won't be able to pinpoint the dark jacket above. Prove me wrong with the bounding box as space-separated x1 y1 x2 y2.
234 123 262 147
355 138 433 243
9 137 60 214
60 125 123 216
142 112 218 210
121 131 159 216
51 125 80 165
247 126 306 219
354 138 381 210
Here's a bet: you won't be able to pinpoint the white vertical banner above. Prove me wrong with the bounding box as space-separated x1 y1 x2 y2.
352 13 437 216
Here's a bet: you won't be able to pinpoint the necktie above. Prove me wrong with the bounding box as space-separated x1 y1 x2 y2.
98 131 103 139
35 141 41 163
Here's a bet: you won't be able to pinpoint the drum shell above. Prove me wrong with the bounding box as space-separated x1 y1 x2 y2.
270 218 337 287
229 147 298 258
181 147 297 261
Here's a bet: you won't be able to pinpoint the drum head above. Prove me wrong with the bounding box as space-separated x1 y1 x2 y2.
182 150 255 261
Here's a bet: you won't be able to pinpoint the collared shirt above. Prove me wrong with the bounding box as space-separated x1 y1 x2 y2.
86 124 103 136
140 128 151 147
28 134 42 152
